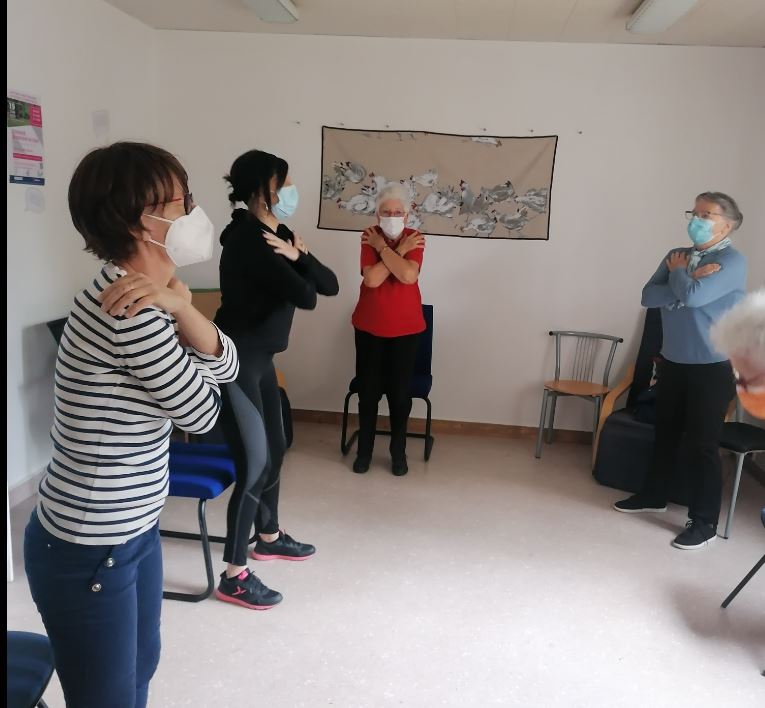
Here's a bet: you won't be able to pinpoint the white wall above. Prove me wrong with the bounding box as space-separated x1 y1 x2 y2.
6 16 764 501
155 33 765 429
7 0 157 493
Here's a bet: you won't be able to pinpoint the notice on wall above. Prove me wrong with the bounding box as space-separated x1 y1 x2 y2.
7 91 45 186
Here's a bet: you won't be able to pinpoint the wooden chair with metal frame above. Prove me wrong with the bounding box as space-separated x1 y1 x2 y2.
593 363 752 539
535 330 623 459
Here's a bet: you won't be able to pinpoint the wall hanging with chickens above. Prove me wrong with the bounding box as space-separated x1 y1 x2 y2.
318 127 557 240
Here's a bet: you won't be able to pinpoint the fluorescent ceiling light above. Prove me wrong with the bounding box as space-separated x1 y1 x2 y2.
242 0 299 24
626 0 699 33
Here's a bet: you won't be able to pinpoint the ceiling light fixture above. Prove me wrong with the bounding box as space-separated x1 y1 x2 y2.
626 0 699 34
242 0 299 24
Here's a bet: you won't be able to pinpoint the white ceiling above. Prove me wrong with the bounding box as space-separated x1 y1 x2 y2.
104 0 765 47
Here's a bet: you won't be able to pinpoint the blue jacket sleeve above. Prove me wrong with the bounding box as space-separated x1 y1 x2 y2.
641 255 678 308
668 252 747 308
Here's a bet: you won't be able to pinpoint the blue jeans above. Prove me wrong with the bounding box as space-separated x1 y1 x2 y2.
24 511 163 707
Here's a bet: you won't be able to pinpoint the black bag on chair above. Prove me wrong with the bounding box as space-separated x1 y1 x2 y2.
593 309 691 506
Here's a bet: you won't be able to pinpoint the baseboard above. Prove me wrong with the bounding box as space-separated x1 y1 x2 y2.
9 467 45 509
291 409 592 444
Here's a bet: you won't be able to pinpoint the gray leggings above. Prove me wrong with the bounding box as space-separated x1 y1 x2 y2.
222 344 285 566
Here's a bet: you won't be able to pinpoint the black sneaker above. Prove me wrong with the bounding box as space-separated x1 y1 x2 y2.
672 520 717 550
214 568 282 610
353 456 371 474
391 457 409 476
613 494 667 513
251 531 315 562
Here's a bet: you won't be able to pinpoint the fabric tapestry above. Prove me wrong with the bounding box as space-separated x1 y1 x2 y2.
319 127 557 240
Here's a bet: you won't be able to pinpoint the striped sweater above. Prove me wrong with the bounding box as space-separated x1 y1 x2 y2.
37 263 239 545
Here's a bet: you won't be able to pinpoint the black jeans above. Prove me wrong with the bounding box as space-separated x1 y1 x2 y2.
642 359 735 525
355 329 420 461
222 340 285 566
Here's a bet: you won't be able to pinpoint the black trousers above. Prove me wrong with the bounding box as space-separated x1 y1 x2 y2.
642 359 735 526
355 329 420 461
222 341 285 566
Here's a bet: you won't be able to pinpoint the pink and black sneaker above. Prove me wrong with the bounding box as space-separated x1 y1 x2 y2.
214 568 282 610
251 531 316 562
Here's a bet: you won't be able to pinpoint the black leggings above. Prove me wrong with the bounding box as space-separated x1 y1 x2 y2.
642 359 735 525
355 329 420 461
222 343 285 566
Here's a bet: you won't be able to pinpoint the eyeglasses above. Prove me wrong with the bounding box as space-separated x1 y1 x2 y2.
164 193 195 215
684 210 723 221
380 210 406 218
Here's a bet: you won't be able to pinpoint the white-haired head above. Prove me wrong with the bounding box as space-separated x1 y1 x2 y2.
375 183 410 215
710 289 765 365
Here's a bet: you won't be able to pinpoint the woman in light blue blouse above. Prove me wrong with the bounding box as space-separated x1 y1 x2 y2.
614 192 747 551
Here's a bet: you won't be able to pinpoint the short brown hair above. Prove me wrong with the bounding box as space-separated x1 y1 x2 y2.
68 142 189 262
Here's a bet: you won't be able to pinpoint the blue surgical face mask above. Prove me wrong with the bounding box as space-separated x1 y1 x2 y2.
271 184 299 220
687 216 715 246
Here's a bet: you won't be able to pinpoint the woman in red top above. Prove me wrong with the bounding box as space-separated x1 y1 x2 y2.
351 183 426 476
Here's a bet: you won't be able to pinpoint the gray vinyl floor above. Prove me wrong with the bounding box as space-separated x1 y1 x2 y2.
8 423 765 707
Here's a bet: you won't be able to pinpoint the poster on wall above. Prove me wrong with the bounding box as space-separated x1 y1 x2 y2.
318 127 557 240
7 91 45 186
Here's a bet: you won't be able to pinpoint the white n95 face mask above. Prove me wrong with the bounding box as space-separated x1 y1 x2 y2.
145 206 215 267
379 216 405 239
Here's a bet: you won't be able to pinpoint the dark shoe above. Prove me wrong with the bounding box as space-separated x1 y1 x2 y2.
353 456 371 474
391 457 409 476
672 519 717 550
251 531 315 561
214 568 282 610
613 494 668 513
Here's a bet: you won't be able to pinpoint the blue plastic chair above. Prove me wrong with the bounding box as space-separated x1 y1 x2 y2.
160 442 237 602
7 631 54 708
341 304 434 460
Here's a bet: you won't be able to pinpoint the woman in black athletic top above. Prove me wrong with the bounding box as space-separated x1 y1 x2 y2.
214 150 338 609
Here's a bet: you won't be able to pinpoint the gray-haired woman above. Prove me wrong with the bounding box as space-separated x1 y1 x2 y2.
711 288 765 420
351 184 426 476
615 192 747 550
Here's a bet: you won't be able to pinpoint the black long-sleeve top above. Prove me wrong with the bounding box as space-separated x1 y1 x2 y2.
214 209 339 352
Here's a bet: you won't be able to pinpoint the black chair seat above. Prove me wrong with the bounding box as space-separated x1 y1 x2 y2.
719 422 765 455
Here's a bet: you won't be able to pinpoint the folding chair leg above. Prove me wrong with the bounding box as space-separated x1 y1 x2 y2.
535 389 549 459
341 391 358 456
591 396 602 451
424 397 434 461
545 393 557 444
722 453 746 539
721 554 765 608
162 499 215 603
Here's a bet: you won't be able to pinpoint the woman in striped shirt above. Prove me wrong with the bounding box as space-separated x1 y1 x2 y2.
23 142 239 708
